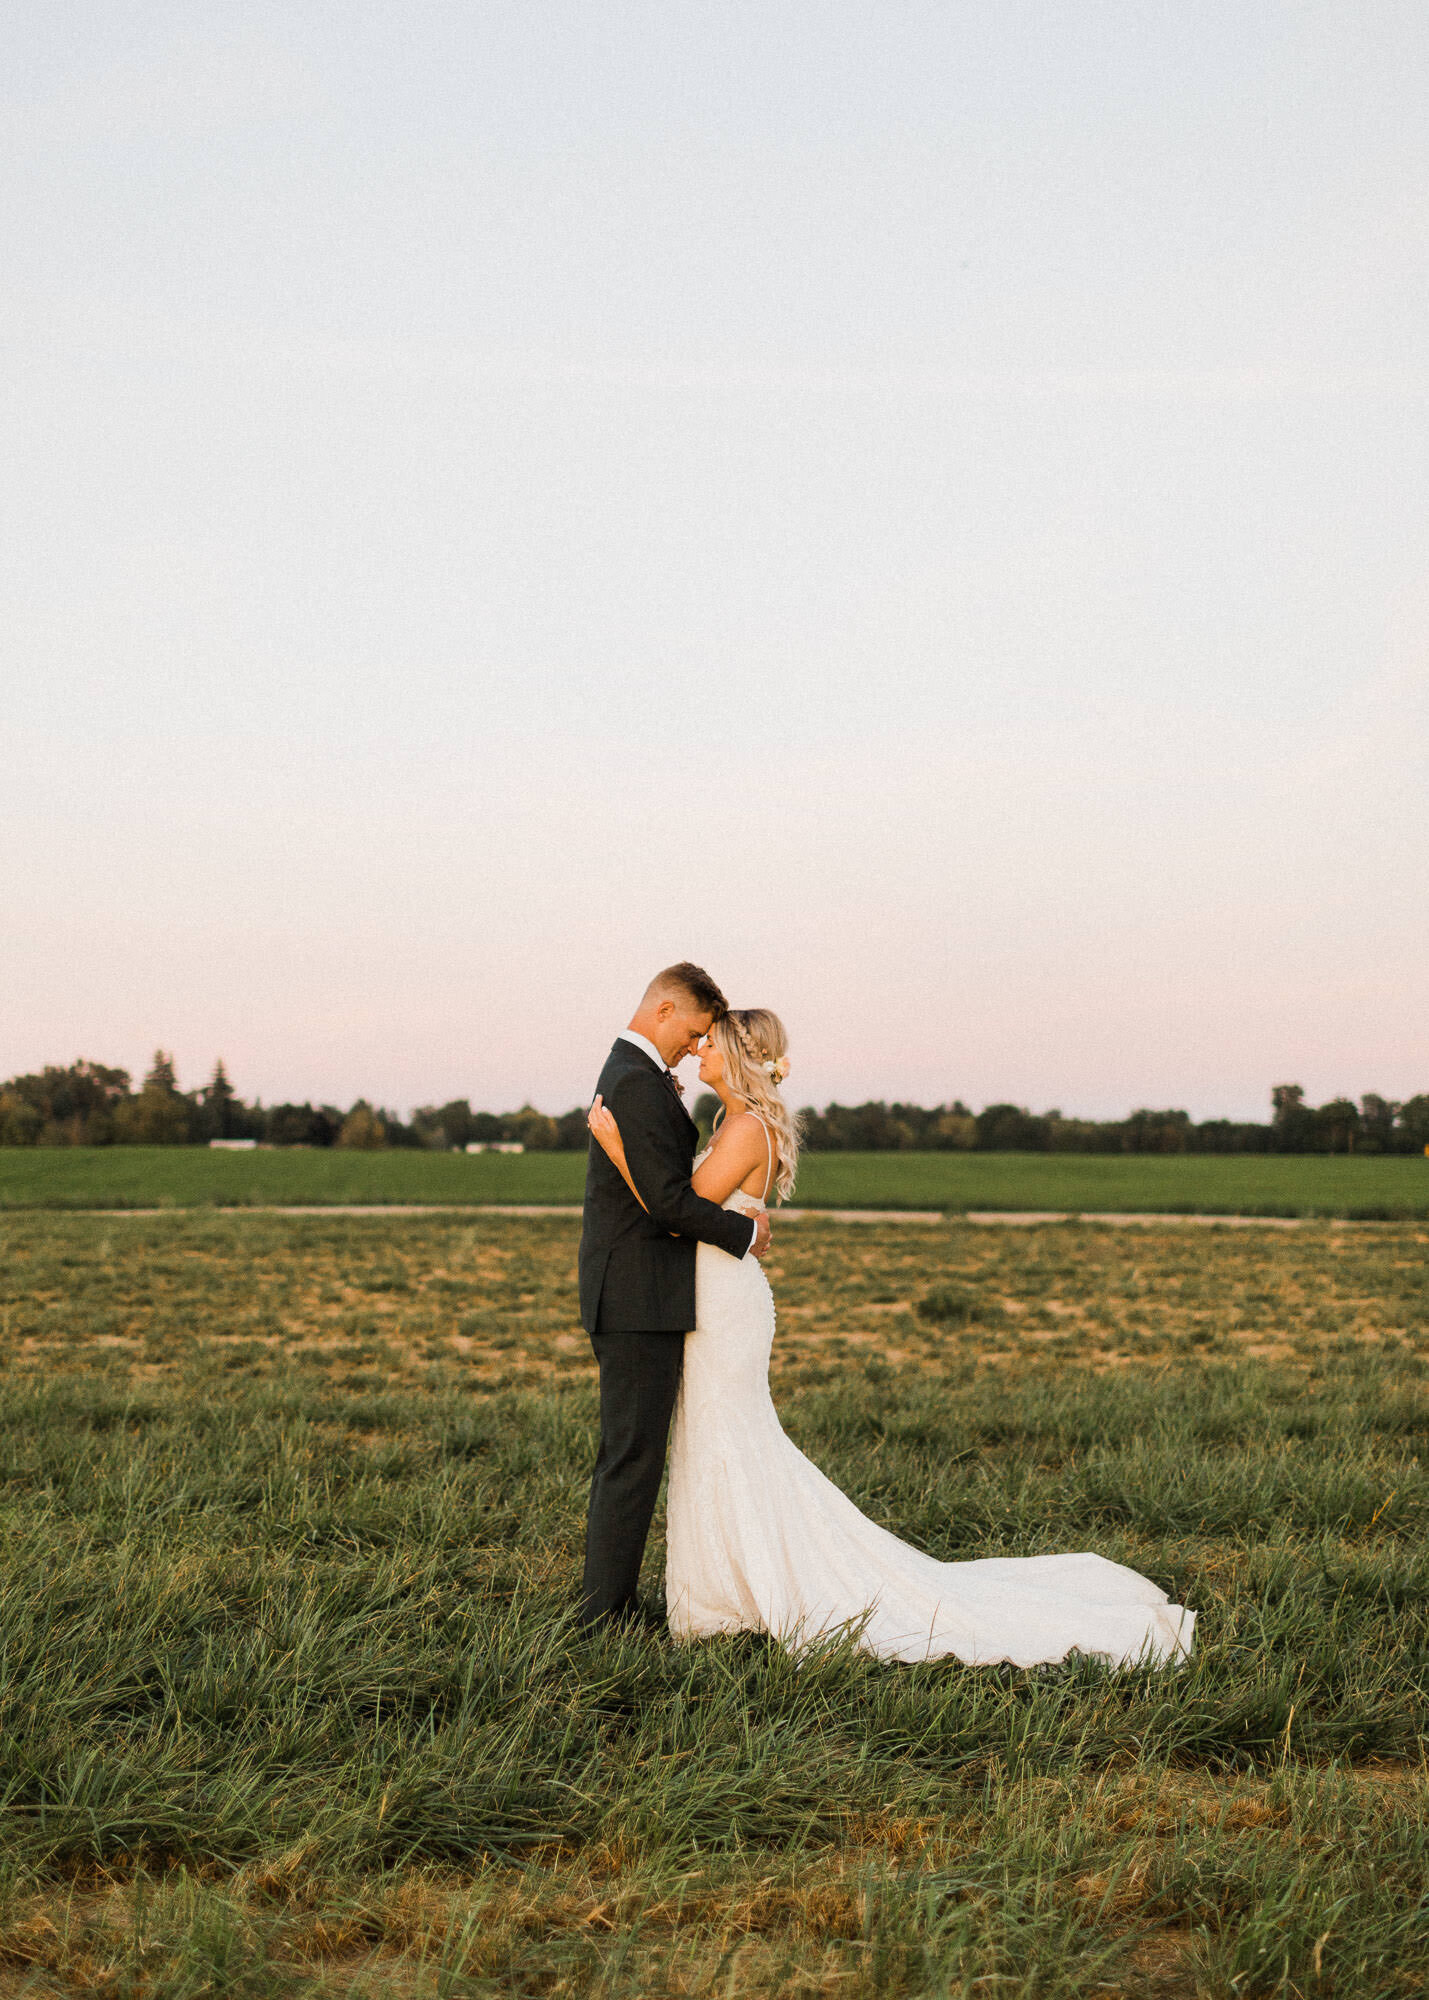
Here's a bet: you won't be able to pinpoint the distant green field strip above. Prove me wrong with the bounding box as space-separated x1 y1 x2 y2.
0 1147 1426 1215
795 1151 1429 1218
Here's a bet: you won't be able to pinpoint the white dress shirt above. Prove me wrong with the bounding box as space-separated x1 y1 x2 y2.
614 1029 758 1256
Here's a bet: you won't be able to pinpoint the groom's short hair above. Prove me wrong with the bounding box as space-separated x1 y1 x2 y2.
646 961 728 1020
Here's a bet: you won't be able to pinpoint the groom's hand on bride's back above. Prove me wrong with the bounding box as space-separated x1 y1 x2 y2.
750 1210 772 1260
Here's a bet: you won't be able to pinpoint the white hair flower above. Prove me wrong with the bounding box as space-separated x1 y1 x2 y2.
761 1056 791 1084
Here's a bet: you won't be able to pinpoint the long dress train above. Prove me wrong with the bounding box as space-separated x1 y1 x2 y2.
664 1142 1194 1668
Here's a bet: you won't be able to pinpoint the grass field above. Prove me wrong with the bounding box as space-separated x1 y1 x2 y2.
2 1145 1428 1217
0 1209 1425 1995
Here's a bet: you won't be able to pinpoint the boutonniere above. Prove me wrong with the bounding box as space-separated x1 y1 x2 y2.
665 1068 685 1097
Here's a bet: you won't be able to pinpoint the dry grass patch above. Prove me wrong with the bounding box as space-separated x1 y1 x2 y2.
4 1213 1428 1399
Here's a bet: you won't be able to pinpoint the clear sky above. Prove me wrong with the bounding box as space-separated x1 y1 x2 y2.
4 2 1426 1121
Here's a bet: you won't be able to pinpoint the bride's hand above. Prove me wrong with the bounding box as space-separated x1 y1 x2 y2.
587 1094 626 1163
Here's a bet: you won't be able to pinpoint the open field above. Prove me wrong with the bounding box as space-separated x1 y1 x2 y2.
2 1146 1428 1217
0 1211 1425 1995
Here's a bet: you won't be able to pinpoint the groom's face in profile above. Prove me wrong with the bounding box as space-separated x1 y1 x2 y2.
652 998 716 1070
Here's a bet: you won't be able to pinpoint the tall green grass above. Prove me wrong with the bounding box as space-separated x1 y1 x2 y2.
0 1359 1426 1994
0 1213 1425 1994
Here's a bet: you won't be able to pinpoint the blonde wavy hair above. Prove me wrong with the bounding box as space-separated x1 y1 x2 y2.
709 1007 802 1203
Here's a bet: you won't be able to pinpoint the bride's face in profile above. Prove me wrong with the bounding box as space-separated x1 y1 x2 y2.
696 1036 725 1089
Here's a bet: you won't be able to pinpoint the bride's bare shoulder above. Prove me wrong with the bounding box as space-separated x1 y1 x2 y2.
708 1110 764 1153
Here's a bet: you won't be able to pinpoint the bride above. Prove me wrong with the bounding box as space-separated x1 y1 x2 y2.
587 1007 1194 1669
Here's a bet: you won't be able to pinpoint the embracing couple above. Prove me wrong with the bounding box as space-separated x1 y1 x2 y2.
577 961 1195 1669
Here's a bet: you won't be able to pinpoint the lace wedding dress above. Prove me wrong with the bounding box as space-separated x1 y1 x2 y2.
664 1134 1195 1668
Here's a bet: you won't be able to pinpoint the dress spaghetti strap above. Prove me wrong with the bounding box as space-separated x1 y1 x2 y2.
757 1117 774 1203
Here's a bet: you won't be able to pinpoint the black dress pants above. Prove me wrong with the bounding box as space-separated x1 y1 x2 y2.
580 1328 684 1624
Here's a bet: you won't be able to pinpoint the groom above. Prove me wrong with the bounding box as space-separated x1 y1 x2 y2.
578 961 772 1629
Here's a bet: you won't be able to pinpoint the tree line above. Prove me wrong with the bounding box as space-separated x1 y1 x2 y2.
2 1055 1427 1156
799 1087 1429 1155
0 1056 589 1153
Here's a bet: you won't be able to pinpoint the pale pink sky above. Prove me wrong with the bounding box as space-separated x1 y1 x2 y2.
4 4 1426 1121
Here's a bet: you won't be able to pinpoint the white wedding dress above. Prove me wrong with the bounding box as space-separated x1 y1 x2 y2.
665 1133 1195 1668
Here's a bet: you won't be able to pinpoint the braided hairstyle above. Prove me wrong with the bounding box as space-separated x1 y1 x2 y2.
708 1007 802 1202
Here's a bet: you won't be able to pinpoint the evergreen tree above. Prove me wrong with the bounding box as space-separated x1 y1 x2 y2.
116 1050 193 1144
199 1059 240 1141
144 1050 179 1094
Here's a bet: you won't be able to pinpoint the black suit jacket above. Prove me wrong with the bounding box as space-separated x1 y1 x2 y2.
578 1038 754 1334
